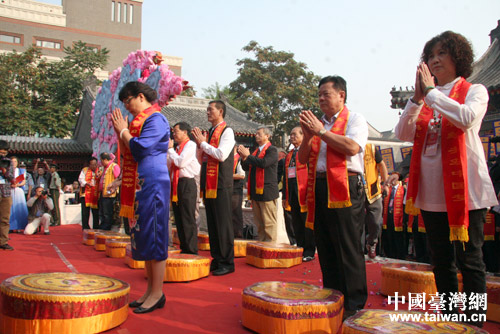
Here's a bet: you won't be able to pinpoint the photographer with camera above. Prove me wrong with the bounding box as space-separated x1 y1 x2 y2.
0 140 14 250
24 186 54 235
32 158 51 196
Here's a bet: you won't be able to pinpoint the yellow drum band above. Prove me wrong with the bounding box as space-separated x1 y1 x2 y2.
341 309 488 333
82 230 100 246
0 273 129 334
197 232 210 251
124 244 144 269
246 242 303 269
94 232 126 252
487 275 500 323
241 282 343 334
234 239 251 257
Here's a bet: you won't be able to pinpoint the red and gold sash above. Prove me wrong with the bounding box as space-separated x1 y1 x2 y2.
284 150 308 212
247 142 271 198
234 153 240 172
119 104 160 219
405 77 471 242
484 211 495 241
170 139 189 203
383 184 405 231
407 214 426 233
84 167 99 209
204 122 226 198
306 106 351 230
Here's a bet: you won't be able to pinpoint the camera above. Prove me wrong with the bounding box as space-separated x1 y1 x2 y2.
40 158 44 162
41 190 48 196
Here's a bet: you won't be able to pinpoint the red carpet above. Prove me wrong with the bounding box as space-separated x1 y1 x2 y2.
1 225 499 333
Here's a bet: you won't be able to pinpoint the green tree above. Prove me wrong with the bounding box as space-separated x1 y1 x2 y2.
0 42 109 137
229 41 320 138
202 82 234 100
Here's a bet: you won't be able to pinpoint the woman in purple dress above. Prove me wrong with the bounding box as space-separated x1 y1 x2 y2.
112 81 170 314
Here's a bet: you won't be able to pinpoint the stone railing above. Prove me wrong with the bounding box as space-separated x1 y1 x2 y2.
0 0 66 27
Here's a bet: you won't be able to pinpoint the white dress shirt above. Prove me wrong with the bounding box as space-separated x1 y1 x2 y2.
200 122 235 162
167 140 200 178
395 77 497 211
316 110 368 174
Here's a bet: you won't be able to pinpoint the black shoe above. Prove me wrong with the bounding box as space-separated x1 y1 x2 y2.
302 256 315 262
129 300 144 308
133 294 165 314
212 267 234 276
44 231 50 235
342 309 358 321
210 262 218 272
0 244 14 251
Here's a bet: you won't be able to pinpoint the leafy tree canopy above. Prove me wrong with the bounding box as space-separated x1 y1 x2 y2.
229 41 320 138
0 41 109 137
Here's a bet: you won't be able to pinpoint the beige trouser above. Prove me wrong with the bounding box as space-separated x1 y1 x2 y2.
0 196 12 245
252 199 278 242
24 214 51 235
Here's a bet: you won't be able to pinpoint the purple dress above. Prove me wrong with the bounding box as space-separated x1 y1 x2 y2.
129 112 170 261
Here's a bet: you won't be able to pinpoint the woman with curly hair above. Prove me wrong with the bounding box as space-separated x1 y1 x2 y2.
394 31 497 326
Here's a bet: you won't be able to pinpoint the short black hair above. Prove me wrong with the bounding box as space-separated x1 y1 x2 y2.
100 152 111 161
0 140 9 150
318 75 347 103
89 157 98 163
119 81 158 103
173 122 191 133
209 100 226 118
50 164 58 169
421 31 474 79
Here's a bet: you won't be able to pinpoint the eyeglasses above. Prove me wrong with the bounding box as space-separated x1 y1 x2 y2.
123 96 135 105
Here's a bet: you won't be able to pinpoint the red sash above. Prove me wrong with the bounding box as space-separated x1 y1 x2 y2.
284 150 308 212
306 106 350 230
84 167 99 209
247 142 271 198
383 184 405 231
408 214 426 233
204 122 226 198
484 211 495 241
170 139 189 203
119 104 160 219
405 77 471 242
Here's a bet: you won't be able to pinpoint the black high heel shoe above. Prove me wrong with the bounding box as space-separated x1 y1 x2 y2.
133 294 166 314
129 300 144 308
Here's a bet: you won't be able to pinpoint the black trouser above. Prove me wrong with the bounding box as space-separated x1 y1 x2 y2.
288 178 315 257
50 189 60 225
99 197 115 231
231 191 243 239
81 197 99 230
382 210 406 260
204 187 234 270
172 178 198 254
283 209 295 245
412 216 430 264
314 175 367 311
421 209 487 325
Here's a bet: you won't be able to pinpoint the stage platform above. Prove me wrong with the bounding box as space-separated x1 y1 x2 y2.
1 225 498 333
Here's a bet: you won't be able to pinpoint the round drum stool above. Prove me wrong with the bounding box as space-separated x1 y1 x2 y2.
82 229 101 246
234 239 251 257
171 227 180 245
241 281 343 334
381 263 437 296
0 272 129 334
105 237 131 258
124 244 144 269
342 309 487 333
486 274 500 323
94 232 127 252
246 242 303 268
145 254 210 282
198 231 210 251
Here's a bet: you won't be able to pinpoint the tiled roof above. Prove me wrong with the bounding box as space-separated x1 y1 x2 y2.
469 38 500 91
162 96 261 136
0 135 92 155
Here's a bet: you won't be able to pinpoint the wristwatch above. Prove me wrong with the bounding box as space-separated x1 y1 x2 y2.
318 128 327 137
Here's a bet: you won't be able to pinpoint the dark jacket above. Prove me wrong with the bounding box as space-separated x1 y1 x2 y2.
241 144 279 202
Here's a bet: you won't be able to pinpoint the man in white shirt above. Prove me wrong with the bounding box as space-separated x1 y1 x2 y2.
192 100 236 276
298 75 368 318
168 122 201 254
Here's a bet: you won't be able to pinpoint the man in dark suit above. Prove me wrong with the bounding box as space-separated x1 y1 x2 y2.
239 126 279 242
